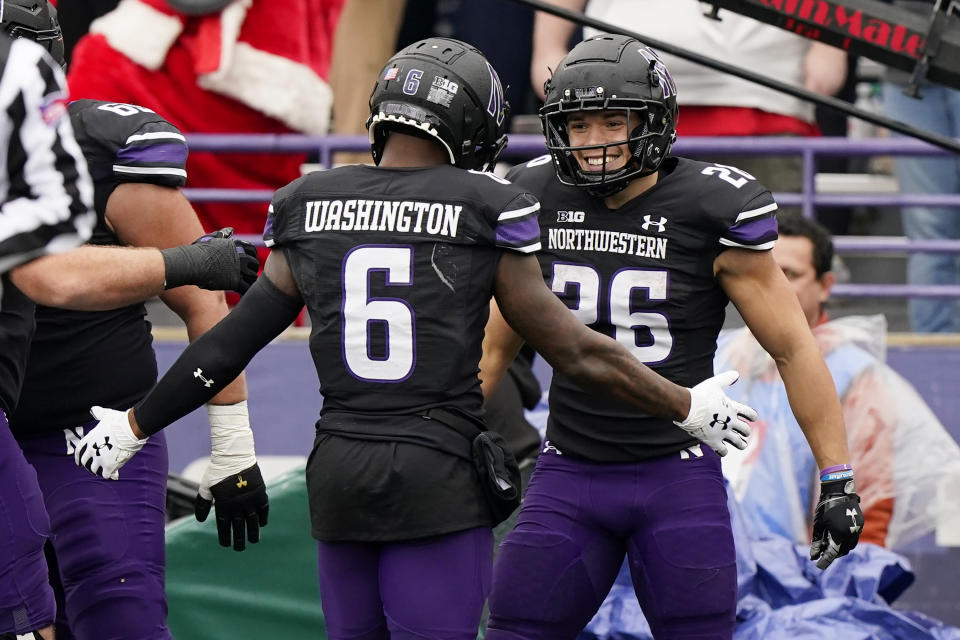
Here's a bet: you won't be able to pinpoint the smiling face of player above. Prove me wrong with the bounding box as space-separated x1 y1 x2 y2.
565 110 637 174
565 109 659 209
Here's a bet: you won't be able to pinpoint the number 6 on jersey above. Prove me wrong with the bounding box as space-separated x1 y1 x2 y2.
342 246 415 382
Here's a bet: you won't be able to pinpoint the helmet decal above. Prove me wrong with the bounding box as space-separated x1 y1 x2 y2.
639 47 677 100
402 69 423 96
427 75 459 108
367 38 509 171
485 61 506 127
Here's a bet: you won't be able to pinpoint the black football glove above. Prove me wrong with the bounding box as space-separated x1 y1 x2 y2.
810 475 864 569
195 462 269 551
161 226 259 294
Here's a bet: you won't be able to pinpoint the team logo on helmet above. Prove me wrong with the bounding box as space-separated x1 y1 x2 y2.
639 47 677 100
485 61 506 127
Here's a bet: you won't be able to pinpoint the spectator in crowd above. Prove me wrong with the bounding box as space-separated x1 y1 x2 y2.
73 38 756 640
328 0 407 165
882 1 960 333
717 211 960 549
530 0 848 212
0 27 256 640
395 0 541 133
479 34 861 640
64 0 346 266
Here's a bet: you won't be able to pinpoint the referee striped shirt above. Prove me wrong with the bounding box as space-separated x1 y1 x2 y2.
0 35 94 275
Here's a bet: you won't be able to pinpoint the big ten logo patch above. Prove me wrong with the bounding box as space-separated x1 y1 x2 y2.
557 210 585 223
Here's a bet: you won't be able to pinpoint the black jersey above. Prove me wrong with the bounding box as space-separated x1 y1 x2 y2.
268 164 539 541
507 155 778 462
266 164 541 420
11 100 188 435
0 38 94 416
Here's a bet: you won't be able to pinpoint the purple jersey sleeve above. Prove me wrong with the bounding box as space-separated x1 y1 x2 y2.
495 192 541 254
263 202 278 247
111 119 187 188
719 194 778 251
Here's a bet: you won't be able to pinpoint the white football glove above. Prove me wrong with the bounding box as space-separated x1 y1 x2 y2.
75 406 148 480
674 370 757 457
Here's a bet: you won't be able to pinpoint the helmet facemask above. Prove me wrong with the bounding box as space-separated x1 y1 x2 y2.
542 99 673 198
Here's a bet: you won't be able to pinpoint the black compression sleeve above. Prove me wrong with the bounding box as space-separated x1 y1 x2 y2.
133 274 304 435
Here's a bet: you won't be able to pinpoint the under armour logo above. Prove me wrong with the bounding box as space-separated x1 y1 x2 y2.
92 438 113 455
846 508 862 534
236 475 248 489
542 440 563 456
193 368 214 388
709 414 732 430
641 215 667 232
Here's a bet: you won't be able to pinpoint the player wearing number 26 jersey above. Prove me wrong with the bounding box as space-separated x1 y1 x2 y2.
511 153 775 462
483 34 861 640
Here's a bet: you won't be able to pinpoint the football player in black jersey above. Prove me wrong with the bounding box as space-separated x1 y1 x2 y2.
2 3 260 639
74 38 756 640
480 35 865 640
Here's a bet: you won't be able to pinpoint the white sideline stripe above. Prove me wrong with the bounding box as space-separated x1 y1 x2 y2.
113 165 187 177
125 131 187 144
735 202 778 222
719 238 776 250
498 203 540 221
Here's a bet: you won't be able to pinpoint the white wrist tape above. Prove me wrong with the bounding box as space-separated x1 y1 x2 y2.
205 401 256 485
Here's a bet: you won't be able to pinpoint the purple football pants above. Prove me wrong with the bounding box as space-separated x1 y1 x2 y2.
486 448 737 640
316 527 493 640
19 421 170 640
0 411 55 635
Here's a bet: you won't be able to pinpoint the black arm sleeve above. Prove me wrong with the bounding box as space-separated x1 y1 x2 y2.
133 274 304 435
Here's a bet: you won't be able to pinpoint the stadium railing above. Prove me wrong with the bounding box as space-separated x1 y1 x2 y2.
182 133 960 299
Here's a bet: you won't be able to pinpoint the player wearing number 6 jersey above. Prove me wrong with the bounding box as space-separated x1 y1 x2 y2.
480 34 864 640
73 38 757 640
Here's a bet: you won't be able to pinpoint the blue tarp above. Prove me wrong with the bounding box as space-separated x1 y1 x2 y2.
579 495 960 640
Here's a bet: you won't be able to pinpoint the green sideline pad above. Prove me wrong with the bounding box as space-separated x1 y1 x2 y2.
165 465 328 639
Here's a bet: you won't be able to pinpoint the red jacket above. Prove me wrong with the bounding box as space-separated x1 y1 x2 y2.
67 0 343 236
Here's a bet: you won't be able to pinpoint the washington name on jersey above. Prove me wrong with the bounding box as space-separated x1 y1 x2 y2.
301 198 462 239
507 155 777 462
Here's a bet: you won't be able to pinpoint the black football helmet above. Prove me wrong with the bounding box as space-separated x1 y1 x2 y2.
367 37 509 171
540 34 678 197
0 0 64 67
